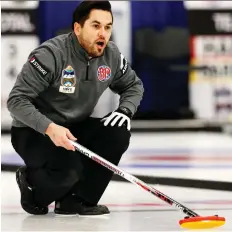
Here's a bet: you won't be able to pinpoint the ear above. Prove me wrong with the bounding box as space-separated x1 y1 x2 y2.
74 22 81 36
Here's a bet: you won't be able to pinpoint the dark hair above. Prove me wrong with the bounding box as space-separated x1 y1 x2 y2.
72 1 113 30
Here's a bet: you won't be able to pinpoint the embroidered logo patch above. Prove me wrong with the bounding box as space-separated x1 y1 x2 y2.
29 56 48 76
97 65 111 82
59 65 76 94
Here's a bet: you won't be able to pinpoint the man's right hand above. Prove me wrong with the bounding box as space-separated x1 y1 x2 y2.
45 123 77 151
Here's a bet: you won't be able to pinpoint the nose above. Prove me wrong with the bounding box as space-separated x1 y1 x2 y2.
98 27 106 38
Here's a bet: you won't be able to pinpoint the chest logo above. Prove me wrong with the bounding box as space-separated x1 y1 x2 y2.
59 66 76 94
97 65 111 82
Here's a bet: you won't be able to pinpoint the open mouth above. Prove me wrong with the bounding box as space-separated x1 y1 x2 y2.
96 41 105 48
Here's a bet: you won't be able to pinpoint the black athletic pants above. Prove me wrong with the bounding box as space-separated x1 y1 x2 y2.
11 117 131 207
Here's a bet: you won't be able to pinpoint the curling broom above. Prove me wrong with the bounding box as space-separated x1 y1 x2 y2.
70 140 225 230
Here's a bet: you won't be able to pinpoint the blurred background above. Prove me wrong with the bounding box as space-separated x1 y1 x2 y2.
1 1 232 188
1 3 232 231
1 1 232 132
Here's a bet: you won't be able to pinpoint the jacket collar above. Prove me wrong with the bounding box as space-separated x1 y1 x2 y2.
70 32 89 62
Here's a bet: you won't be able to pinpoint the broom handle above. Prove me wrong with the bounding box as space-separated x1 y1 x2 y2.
70 140 198 217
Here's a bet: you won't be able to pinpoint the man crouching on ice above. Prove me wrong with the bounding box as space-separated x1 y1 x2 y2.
7 1 144 216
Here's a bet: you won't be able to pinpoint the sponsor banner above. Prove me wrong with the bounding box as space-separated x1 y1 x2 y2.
1 36 40 130
190 83 232 119
187 4 232 119
1 1 39 9
1 2 39 130
213 85 232 120
190 58 232 119
184 1 232 10
190 58 232 82
188 10 232 35
1 9 37 35
191 36 232 58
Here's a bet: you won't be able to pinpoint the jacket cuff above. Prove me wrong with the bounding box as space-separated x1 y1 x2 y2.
36 116 53 135
119 101 136 116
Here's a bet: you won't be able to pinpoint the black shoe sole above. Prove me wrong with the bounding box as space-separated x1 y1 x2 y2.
54 206 110 216
54 209 78 216
54 209 110 217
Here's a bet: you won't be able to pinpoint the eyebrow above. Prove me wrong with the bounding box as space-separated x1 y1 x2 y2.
91 20 112 26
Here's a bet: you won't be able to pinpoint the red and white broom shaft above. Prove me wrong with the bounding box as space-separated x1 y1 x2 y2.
70 140 198 218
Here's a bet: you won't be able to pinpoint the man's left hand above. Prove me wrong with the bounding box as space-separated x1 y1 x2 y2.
101 107 133 131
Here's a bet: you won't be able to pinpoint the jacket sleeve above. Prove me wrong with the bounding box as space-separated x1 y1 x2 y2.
109 50 144 116
7 45 57 134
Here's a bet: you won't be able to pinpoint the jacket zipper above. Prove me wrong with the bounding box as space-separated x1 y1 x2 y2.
85 60 90 81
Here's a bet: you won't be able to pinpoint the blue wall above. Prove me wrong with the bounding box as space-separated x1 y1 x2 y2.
38 1 80 43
